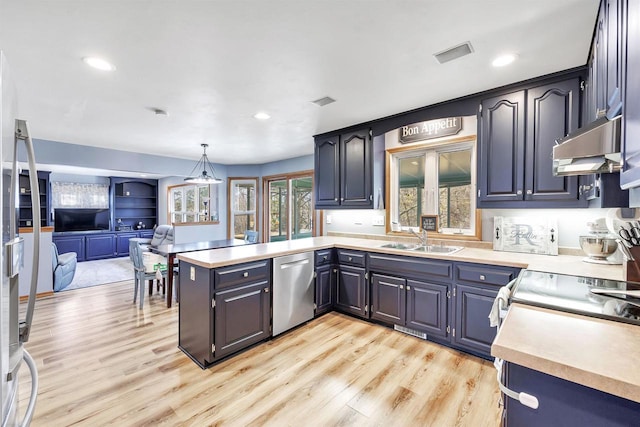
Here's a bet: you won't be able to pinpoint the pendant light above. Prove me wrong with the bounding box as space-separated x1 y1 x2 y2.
184 143 223 184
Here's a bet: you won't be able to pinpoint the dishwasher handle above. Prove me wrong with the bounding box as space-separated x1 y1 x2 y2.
278 258 310 270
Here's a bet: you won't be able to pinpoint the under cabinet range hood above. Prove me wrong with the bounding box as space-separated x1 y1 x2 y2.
552 115 622 176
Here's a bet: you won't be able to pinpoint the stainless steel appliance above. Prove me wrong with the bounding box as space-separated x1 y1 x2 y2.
1 51 40 427
510 270 640 326
272 252 314 336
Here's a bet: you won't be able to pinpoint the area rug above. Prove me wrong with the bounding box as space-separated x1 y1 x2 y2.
61 257 134 292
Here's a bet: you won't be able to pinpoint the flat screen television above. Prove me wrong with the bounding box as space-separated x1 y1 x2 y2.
54 208 111 232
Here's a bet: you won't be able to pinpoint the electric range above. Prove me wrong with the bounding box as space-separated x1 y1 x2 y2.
510 270 640 326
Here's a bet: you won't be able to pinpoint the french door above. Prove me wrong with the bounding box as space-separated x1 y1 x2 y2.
264 172 314 242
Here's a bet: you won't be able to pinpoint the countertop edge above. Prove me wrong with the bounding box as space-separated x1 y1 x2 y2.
491 304 640 404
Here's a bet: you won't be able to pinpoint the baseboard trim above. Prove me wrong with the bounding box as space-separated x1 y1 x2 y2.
20 291 54 302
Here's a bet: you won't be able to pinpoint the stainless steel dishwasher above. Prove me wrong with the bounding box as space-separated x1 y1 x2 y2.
272 251 315 336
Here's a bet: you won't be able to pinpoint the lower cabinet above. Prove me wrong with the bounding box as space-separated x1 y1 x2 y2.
116 232 139 256
214 280 271 360
85 234 116 260
315 264 336 315
504 362 640 426
52 235 85 262
178 259 271 368
453 284 499 354
335 264 367 317
370 273 405 324
406 279 449 339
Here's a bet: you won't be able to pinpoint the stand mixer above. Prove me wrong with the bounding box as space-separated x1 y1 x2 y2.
579 218 622 265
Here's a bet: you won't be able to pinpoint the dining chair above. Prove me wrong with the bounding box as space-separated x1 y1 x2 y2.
130 240 168 309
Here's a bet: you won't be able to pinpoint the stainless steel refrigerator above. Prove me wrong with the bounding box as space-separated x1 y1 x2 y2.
1 51 40 427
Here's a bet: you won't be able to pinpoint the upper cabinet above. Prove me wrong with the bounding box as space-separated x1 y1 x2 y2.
314 128 373 209
478 76 586 208
621 0 640 188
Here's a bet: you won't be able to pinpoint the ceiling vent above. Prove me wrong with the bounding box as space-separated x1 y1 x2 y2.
311 96 336 107
433 42 474 64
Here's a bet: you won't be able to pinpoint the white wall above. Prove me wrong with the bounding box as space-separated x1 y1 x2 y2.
323 207 616 249
19 230 53 297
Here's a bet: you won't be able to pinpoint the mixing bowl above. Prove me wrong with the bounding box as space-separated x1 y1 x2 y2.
579 235 618 260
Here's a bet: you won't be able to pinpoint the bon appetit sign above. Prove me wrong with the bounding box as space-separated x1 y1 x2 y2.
399 117 462 144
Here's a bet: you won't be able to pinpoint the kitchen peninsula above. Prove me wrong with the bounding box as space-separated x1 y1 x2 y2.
176 235 638 418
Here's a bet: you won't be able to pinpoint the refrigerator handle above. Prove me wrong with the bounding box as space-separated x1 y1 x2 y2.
15 119 40 343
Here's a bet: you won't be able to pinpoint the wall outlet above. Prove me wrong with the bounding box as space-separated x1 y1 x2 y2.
190 266 196 281
372 216 385 226
326 215 332 224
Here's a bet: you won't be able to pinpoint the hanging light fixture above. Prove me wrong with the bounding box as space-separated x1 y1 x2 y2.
184 143 223 184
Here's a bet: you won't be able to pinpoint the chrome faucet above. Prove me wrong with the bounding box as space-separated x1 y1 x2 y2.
410 229 428 247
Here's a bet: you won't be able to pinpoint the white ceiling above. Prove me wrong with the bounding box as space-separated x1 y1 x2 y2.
0 0 599 166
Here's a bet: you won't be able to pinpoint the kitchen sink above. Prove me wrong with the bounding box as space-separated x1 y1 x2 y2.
379 242 463 254
379 242 419 250
410 245 463 254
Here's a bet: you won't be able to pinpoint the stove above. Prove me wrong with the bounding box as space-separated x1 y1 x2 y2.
510 270 640 326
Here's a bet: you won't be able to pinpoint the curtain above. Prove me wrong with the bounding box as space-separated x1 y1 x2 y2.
51 182 109 208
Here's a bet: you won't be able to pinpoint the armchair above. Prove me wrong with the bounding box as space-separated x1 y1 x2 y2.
51 242 77 291
136 224 174 251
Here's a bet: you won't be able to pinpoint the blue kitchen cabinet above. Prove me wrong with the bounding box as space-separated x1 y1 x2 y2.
335 249 368 318
138 230 155 239
478 75 586 208
370 273 405 324
503 363 640 426
452 263 520 358
621 0 640 188
367 252 453 340
314 249 336 315
405 279 449 339
85 233 116 260
52 235 85 262
314 128 373 209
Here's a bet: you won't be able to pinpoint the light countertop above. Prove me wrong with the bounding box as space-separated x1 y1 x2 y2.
178 235 634 402
492 303 640 403
177 236 623 281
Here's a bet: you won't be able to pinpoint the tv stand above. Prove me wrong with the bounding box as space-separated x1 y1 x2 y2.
53 229 154 262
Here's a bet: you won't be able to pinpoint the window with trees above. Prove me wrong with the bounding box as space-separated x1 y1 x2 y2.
168 183 213 224
263 172 314 242
229 178 257 239
389 136 478 237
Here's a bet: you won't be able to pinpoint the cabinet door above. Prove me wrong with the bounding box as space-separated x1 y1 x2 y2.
453 284 497 357
53 236 85 262
594 7 608 116
370 273 405 325
525 78 583 206
606 0 623 115
621 0 640 188
85 234 116 260
214 280 270 360
335 265 367 318
314 135 340 207
406 279 449 339
478 91 526 204
340 129 372 207
315 265 335 315
116 233 138 256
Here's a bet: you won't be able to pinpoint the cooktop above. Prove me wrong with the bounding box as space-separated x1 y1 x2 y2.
510 270 640 326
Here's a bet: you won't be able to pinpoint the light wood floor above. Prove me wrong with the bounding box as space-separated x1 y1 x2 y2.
19 280 501 426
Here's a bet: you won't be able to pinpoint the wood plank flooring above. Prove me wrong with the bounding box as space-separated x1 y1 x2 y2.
19 280 501 426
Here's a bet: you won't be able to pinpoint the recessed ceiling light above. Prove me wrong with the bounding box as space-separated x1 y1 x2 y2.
492 53 517 67
140 174 147 177
82 56 116 71
254 112 270 120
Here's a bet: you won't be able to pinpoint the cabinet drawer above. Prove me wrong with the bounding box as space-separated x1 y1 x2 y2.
315 249 335 266
368 253 452 281
455 263 519 287
214 260 270 290
337 249 366 267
